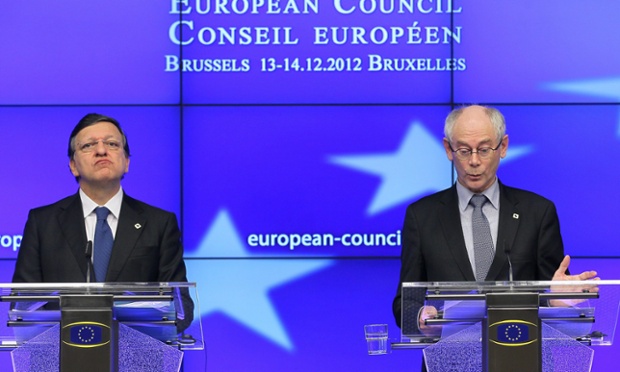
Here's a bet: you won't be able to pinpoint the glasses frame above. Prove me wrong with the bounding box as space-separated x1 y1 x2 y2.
449 141 502 160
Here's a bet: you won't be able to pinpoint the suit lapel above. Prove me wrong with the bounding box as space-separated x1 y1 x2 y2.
487 183 520 280
58 193 89 280
106 195 146 281
439 186 476 281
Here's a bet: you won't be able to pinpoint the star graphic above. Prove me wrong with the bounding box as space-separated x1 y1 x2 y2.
329 121 532 215
185 209 333 351
330 122 451 215
545 76 620 135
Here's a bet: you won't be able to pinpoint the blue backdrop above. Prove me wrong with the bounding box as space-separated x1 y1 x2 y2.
1 1 619 370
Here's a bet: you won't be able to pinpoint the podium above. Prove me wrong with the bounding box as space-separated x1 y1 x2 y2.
0 282 203 372
393 280 620 372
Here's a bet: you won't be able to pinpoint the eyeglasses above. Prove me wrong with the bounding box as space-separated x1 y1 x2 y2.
77 140 122 153
449 142 501 160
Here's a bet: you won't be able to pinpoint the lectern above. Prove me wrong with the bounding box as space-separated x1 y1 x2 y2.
392 280 620 372
0 282 203 372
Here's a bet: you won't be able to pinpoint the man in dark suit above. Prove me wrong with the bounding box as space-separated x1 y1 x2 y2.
393 105 597 335
13 113 193 331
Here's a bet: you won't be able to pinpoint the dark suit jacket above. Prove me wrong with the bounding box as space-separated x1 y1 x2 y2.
12 192 194 331
393 181 565 328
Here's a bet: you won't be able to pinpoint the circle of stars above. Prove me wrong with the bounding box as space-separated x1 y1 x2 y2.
504 324 523 342
77 326 96 343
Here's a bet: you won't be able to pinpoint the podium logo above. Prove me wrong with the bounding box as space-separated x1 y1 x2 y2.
62 322 110 348
489 320 537 347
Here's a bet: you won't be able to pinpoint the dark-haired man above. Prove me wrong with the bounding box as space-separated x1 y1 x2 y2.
13 113 193 331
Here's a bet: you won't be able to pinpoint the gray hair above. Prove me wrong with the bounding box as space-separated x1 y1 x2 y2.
444 105 506 144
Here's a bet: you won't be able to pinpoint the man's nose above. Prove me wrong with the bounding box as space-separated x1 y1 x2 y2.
94 141 108 155
468 152 481 165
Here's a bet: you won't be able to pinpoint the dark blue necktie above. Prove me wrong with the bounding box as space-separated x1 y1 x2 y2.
470 194 495 281
93 207 113 282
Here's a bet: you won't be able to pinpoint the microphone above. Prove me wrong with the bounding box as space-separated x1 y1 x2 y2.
503 240 514 282
85 240 93 284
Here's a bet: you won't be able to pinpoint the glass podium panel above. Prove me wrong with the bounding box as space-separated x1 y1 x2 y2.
398 280 619 346
421 322 594 372
393 280 620 372
0 282 203 372
10 323 186 372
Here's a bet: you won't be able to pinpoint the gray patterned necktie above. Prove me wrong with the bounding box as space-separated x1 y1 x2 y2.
470 194 494 281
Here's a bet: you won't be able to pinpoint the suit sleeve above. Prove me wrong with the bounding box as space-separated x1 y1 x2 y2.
393 204 427 329
536 201 565 280
12 209 43 283
157 213 188 282
157 212 195 333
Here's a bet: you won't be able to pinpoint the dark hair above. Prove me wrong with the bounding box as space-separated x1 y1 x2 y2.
68 113 130 158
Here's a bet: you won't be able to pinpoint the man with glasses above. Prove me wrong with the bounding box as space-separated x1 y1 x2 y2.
392 105 598 339
12 113 193 332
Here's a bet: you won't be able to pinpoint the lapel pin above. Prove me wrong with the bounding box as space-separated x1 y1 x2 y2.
513 213 519 219
134 223 142 229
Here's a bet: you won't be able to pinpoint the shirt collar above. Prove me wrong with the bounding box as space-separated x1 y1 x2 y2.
79 187 124 219
456 178 500 212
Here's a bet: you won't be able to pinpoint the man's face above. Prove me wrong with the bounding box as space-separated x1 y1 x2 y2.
69 121 130 189
443 106 508 193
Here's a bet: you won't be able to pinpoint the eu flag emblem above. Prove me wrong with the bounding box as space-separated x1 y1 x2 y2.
497 323 529 343
62 321 110 348
70 325 103 345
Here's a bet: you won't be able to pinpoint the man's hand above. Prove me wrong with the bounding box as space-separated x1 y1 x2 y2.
418 305 442 336
553 255 598 282
550 255 600 307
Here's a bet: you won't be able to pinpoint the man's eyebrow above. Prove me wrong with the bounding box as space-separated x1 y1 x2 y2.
455 138 493 147
81 134 119 142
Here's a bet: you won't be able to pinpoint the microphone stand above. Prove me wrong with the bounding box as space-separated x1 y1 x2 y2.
503 240 514 291
85 240 93 293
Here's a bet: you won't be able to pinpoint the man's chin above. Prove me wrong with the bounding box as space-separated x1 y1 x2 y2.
81 174 123 186
462 178 488 193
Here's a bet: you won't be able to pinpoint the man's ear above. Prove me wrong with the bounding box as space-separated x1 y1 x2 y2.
443 138 454 161
69 159 79 177
500 135 509 159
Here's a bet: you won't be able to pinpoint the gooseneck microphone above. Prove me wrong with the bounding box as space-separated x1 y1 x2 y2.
85 240 94 284
503 240 514 282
